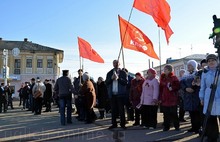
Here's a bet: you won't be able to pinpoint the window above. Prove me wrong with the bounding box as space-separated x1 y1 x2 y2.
37 59 43 68
14 59 21 74
47 59 53 68
26 59 32 68
14 69 20 74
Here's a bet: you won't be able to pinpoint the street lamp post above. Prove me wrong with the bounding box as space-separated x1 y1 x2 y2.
3 49 8 86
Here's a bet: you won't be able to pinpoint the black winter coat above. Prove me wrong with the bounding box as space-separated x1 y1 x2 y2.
97 81 108 108
44 83 52 100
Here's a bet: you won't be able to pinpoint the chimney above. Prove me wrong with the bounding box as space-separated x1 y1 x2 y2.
24 38 28 42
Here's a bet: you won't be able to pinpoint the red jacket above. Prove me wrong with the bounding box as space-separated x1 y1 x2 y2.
159 72 180 106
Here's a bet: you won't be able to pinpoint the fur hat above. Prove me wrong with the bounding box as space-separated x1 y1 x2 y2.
187 60 198 69
164 64 173 72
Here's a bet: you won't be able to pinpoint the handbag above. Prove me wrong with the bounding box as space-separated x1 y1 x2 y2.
33 84 42 98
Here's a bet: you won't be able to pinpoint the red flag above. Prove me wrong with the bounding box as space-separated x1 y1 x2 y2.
118 15 159 60
133 0 173 44
78 37 104 63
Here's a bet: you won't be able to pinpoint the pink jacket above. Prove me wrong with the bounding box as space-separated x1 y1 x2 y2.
140 78 159 105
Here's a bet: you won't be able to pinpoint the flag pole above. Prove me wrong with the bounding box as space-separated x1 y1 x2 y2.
79 55 82 85
121 46 125 69
117 6 134 66
82 58 84 72
158 27 162 75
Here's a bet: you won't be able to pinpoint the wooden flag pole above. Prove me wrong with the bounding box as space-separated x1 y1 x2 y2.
158 28 162 75
117 6 134 67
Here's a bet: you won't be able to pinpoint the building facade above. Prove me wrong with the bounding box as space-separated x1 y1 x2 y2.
0 38 63 96
143 54 207 78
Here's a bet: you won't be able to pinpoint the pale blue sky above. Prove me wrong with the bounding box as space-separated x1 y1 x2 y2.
0 0 219 80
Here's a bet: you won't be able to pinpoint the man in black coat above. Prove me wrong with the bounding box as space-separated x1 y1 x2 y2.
0 83 6 113
5 83 13 109
73 69 85 121
29 78 36 112
43 79 52 112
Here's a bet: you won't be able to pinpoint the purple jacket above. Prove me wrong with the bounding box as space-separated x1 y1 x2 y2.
140 78 159 105
129 78 145 108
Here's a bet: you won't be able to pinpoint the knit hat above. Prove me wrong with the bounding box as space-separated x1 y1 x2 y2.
206 54 218 61
147 68 157 75
187 60 198 70
135 72 142 76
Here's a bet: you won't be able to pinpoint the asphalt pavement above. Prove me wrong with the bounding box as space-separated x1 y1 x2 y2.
0 101 217 142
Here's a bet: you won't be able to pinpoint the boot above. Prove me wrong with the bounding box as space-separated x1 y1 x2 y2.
98 111 105 119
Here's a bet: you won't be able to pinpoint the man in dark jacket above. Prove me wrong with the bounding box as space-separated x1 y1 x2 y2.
73 69 85 121
5 82 13 109
43 79 52 112
29 78 36 112
0 83 6 113
54 70 74 125
106 60 128 129
22 82 30 110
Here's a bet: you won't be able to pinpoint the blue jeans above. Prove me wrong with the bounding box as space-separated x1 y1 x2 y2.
59 97 72 125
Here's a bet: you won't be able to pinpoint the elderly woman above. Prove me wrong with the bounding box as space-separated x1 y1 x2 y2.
180 60 201 134
199 54 220 142
159 64 180 131
79 73 97 124
130 72 145 126
139 68 159 129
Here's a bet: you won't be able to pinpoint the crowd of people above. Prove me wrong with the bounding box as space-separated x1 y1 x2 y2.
0 82 14 113
0 54 219 142
4 77 54 115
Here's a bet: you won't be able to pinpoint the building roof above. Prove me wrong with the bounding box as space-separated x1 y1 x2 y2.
183 54 207 60
0 38 63 53
143 54 208 73
166 54 207 64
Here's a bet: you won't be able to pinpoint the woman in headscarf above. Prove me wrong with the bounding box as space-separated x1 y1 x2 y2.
180 60 201 134
139 68 159 129
79 73 97 124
